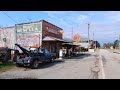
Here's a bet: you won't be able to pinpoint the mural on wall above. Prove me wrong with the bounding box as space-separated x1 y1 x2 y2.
16 34 40 50
16 22 42 51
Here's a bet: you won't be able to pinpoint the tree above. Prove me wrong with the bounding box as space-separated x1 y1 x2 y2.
113 40 119 49
103 42 113 49
89 40 101 49
95 41 101 48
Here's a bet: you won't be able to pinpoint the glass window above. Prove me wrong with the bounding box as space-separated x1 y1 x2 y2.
39 49 45 54
45 49 49 54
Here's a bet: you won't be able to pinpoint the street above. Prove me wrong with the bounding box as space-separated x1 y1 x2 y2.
1 49 120 79
100 49 120 79
0 52 97 79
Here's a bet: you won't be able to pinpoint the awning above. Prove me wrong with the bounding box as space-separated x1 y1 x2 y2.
42 36 70 43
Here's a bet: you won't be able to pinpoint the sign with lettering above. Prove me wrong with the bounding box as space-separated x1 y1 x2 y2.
46 27 59 35
16 22 41 33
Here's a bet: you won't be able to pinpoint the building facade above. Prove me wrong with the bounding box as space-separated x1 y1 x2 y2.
41 20 63 57
0 26 15 49
15 21 42 51
15 20 64 57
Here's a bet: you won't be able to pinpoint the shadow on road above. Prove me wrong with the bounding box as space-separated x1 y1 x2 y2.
37 60 64 69
113 52 120 54
65 53 91 60
23 60 65 70
23 54 91 70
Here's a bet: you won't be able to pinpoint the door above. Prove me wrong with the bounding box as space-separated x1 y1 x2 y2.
45 49 51 61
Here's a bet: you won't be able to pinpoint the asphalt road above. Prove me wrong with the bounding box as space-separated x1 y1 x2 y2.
100 49 120 79
0 53 97 79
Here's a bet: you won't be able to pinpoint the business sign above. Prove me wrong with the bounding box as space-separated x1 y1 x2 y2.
46 27 63 35
73 34 80 42
16 22 42 33
16 22 42 50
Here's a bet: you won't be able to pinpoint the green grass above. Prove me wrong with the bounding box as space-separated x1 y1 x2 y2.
0 63 15 71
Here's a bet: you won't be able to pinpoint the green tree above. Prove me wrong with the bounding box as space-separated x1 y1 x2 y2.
113 40 119 49
95 41 101 48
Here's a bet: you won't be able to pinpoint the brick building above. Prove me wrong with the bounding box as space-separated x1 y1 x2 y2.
15 20 64 57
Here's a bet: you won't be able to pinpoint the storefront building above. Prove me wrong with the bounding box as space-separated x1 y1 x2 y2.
41 20 63 58
15 20 64 57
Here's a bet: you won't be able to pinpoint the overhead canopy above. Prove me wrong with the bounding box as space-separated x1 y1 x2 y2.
42 36 70 43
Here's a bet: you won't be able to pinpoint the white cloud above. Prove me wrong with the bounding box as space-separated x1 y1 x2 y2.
43 11 120 44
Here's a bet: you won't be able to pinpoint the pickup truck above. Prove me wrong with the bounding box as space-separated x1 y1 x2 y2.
15 44 55 69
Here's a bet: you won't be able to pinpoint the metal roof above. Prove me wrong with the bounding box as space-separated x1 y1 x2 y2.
42 36 70 43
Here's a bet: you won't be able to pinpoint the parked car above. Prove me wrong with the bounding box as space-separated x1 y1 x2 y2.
15 44 55 69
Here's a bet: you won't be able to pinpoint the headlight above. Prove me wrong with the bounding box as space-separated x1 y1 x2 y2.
27 60 30 63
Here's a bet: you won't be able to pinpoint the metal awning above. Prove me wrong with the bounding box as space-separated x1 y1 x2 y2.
42 36 70 43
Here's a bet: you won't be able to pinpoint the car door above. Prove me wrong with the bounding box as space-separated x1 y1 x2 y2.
45 49 51 61
38 48 45 61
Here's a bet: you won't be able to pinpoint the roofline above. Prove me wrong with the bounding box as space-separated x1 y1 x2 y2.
0 26 15 29
15 19 63 30
41 20 63 30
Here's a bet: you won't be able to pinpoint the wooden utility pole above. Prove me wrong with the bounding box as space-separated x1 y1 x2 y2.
88 23 90 50
93 33 94 41
119 35 120 49
72 26 73 55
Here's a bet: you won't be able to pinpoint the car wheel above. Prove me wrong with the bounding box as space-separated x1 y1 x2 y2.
31 59 39 69
16 64 22 67
50 58 54 63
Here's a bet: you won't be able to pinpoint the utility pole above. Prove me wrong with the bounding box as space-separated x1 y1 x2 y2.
93 33 94 41
93 33 94 49
72 26 73 56
119 35 120 49
88 23 90 51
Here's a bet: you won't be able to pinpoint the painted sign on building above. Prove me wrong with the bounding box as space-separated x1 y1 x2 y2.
16 22 41 33
16 34 40 50
46 26 63 35
16 21 42 51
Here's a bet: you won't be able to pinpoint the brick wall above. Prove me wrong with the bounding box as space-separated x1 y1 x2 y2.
42 20 63 39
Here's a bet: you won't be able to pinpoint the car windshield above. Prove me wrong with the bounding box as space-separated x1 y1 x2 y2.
30 48 38 53
39 49 45 53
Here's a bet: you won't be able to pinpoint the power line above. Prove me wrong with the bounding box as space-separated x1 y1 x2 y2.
2 11 18 24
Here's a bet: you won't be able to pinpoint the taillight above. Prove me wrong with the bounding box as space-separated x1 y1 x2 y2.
23 54 27 57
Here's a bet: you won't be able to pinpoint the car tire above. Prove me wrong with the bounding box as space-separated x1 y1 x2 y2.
16 64 22 67
31 59 39 69
50 58 54 63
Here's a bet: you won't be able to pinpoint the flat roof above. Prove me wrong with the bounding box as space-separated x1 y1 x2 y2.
15 20 63 30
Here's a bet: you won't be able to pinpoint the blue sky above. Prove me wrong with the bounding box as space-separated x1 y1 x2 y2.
0 11 120 46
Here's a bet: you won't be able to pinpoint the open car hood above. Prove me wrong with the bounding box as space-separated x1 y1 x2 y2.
15 44 30 55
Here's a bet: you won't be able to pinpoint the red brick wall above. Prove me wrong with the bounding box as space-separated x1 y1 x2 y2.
42 20 63 39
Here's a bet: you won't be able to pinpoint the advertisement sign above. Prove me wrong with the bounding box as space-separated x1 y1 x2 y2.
16 22 41 33
16 22 42 51
73 34 80 42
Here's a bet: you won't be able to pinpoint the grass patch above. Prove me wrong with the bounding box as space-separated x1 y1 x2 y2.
0 63 16 71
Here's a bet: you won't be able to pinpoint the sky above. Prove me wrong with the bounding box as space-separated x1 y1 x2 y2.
0 11 120 46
